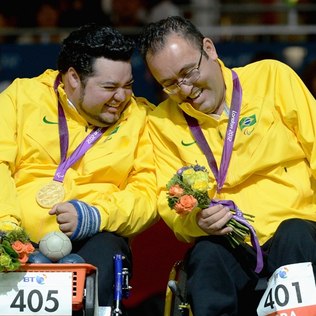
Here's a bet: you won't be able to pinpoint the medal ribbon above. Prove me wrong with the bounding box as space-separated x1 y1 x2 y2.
53 74 107 183
184 70 263 273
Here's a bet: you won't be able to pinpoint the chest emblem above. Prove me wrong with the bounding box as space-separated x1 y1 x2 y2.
239 114 256 135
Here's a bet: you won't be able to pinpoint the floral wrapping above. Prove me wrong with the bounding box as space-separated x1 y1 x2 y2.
166 164 254 248
0 223 35 271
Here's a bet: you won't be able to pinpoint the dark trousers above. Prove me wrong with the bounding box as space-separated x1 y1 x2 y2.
185 218 316 316
72 232 131 307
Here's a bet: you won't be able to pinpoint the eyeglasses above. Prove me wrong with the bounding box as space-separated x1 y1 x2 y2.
162 50 203 95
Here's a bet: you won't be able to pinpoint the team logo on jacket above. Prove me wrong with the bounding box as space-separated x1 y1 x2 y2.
43 116 58 124
181 140 196 146
104 125 120 142
239 114 256 135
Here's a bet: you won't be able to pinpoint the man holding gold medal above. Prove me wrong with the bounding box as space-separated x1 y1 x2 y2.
0 24 158 313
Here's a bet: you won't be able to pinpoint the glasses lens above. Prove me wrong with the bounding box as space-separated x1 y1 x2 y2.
162 53 202 95
163 84 179 95
183 69 199 85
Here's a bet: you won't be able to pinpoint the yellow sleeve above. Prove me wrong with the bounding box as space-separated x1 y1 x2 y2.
275 64 316 175
0 81 22 225
96 103 159 237
148 105 208 243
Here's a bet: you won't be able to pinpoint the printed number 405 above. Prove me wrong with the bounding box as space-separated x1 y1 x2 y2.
264 282 302 309
10 289 59 313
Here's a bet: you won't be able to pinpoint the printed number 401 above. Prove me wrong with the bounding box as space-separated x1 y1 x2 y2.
263 282 302 309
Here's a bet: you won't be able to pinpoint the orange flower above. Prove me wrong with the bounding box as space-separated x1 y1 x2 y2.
18 253 29 263
23 242 35 254
12 241 35 263
11 240 25 254
174 195 198 216
169 184 184 197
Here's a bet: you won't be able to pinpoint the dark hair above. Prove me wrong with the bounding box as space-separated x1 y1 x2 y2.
57 24 135 81
138 16 204 59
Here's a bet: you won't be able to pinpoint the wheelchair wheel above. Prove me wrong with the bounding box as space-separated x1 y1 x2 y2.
164 261 192 316
84 272 97 316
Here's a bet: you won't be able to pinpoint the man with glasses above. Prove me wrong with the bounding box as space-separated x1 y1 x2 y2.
139 16 316 315
161 49 203 95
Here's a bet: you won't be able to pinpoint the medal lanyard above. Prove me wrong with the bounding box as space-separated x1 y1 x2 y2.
184 70 241 193
53 74 107 183
184 70 264 273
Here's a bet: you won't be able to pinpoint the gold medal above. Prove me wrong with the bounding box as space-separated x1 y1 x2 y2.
36 181 65 208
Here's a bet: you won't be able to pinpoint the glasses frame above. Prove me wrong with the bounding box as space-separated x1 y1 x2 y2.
163 49 203 95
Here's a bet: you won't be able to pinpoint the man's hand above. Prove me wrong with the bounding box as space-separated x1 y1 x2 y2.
197 203 233 236
49 202 78 237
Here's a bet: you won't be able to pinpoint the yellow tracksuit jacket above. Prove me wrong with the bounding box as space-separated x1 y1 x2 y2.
148 59 316 245
0 69 158 242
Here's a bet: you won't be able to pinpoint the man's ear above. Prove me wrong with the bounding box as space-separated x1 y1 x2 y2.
67 67 81 89
203 37 218 60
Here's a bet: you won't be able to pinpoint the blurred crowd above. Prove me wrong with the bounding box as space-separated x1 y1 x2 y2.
0 0 191 43
0 1 186 30
0 0 315 43
0 0 316 98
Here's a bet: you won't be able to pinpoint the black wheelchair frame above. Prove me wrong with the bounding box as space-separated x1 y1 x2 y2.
164 259 268 316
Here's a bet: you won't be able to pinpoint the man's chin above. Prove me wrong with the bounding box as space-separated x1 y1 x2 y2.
84 116 111 127
99 114 120 126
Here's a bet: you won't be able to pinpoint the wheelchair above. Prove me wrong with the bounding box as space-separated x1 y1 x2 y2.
0 254 130 316
164 260 192 316
112 254 131 316
164 259 268 316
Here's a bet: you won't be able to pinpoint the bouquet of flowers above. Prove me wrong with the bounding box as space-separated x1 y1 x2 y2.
0 223 35 272
166 164 254 248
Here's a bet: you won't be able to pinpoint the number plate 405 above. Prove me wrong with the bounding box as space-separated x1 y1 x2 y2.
0 271 72 315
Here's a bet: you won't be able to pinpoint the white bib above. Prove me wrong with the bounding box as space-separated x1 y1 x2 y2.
257 262 316 316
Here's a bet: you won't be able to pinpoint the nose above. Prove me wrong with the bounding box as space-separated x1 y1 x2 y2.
113 88 126 103
178 83 194 98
